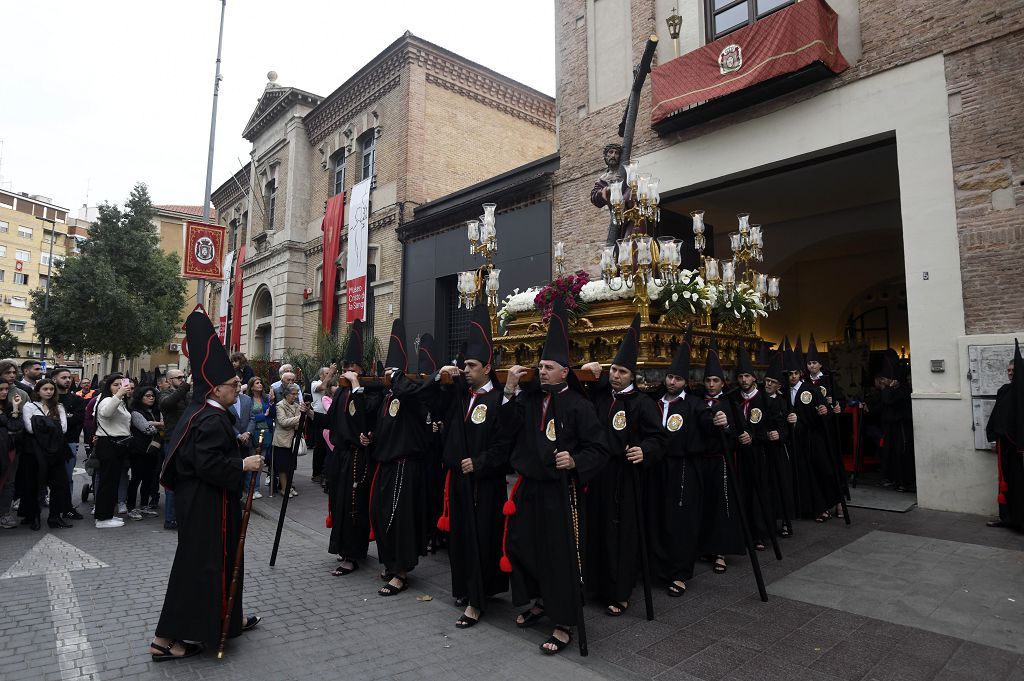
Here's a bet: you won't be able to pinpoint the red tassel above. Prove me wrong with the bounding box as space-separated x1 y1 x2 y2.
367 463 381 542
498 475 522 574
499 555 513 573
436 470 452 533
326 512 333 528
503 475 523 516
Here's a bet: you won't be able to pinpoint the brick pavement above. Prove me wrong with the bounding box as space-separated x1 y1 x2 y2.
1 454 1023 681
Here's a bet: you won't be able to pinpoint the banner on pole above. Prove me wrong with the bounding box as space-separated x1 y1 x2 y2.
321 193 345 332
182 221 226 280
230 246 245 351
346 178 371 323
217 250 234 343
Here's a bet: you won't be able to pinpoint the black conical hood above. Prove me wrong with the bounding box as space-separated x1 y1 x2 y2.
667 335 691 378
344 319 365 368
806 333 822 363
182 305 234 403
782 335 799 372
704 337 725 380
794 336 804 368
465 303 494 367
417 333 439 374
91 373 99 387
384 319 408 372
766 351 785 383
611 313 641 373
541 297 571 367
879 348 899 380
757 341 770 366
735 345 756 378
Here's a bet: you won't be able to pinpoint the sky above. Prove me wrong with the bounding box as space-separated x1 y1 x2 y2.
1 0 557 213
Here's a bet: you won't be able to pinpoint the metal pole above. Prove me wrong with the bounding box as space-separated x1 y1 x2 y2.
198 0 227 306
36 216 56 367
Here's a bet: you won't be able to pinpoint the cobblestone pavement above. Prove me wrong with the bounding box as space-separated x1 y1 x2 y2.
2 455 1024 681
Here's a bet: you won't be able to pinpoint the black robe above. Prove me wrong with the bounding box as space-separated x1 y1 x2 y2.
787 381 843 517
648 391 712 582
365 373 436 574
502 384 608 625
731 388 776 544
326 387 376 560
762 392 796 531
156 403 244 644
583 380 666 605
986 383 1023 529
808 371 850 496
436 374 512 610
876 382 915 489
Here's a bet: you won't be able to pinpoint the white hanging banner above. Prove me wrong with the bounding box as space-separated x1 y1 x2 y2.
217 250 234 343
346 178 371 323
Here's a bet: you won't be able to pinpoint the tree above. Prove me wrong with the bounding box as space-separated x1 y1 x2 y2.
0 318 20 359
30 183 187 368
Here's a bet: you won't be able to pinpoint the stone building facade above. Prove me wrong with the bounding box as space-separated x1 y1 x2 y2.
210 32 555 360
551 0 1023 515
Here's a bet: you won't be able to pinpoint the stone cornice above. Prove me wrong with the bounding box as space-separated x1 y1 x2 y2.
306 75 402 146
244 87 323 142
424 72 555 132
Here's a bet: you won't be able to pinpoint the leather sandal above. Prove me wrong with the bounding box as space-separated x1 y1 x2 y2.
667 581 686 597
713 557 727 574
516 605 546 628
242 615 261 631
150 640 203 662
455 613 479 629
332 561 358 576
378 576 407 596
540 626 572 655
605 602 628 616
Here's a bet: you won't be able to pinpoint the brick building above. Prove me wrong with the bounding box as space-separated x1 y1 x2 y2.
552 0 1023 514
210 32 555 359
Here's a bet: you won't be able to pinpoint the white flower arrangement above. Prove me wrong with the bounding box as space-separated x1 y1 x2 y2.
658 269 710 318
709 281 768 323
496 287 540 333
580 278 666 304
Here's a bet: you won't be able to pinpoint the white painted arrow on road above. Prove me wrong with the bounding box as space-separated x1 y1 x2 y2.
2 534 109 681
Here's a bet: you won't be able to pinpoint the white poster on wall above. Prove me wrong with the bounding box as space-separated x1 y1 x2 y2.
346 178 371 323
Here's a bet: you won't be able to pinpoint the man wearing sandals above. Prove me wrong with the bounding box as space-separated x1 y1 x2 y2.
500 298 609 655
579 314 666 617
729 347 775 554
150 308 264 661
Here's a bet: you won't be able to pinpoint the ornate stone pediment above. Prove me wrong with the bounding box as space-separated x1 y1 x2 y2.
243 86 323 142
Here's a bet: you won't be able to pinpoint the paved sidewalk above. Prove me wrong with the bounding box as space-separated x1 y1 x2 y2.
1 452 1023 681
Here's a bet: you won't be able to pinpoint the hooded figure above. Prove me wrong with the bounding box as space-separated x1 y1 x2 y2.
704 340 726 382
465 304 493 367
985 340 1024 530
385 319 409 373
417 333 440 375
542 297 572 369
343 319 365 371
806 334 822 365
735 346 756 379
611 314 641 373
667 337 691 380
765 352 785 385
154 306 258 651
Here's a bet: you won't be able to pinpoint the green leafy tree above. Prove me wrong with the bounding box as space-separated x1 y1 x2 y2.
30 183 187 368
0 318 20 359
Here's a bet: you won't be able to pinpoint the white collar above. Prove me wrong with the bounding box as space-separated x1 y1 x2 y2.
206 399 226 411
741 388 759 399
614 383 635 396
662 390 685 403
471 381 494 395
810 372 823 380
790 381 803 392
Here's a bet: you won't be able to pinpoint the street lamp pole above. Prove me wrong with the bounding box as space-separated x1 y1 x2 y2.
36 216 57 370
198 0 227 307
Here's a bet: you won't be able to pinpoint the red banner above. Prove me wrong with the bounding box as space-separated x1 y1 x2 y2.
182 221 226 280
321 193 345 332
650 0 848 125
230 246 245 351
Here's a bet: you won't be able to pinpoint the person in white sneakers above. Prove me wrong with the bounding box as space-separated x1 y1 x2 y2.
94 375 133 528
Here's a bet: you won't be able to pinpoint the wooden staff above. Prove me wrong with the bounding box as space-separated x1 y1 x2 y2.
218 430 264 659
270 401 310 566
715 421 768 603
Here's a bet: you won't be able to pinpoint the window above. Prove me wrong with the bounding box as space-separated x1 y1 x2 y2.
332 151 346 196
706 0 794 40
360 132 375 182
264 180 277 231
0 270 5 282
8 321 25 333
39 274 48 289
10 296 27 308
18 225 32 239
40 252 60 266
15 249 30 262
0 245 6 257
0 221 7 233
13 273 28 286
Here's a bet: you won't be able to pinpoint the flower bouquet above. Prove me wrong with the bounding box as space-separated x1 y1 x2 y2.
496 286 540 334
657 269 708 322
534 270 590 323
708 281 767 326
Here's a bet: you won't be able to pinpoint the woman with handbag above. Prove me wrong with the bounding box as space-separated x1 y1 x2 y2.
19 378 71 530
127 386 164 520
94 374 133 529
273 384 308 498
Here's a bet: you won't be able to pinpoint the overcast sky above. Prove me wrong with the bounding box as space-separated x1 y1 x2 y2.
1 0 556 213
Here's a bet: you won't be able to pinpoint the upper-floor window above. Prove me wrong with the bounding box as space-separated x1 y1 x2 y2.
264 180 277 231
0 221 7 233
13 272 29 286
8 320 25 333
9 296 27 308
16 249 30 262
40 253 63 267
0 245 6 258
18 225 32 239
360 132 376 182
706 0 794 40
333 151 346 196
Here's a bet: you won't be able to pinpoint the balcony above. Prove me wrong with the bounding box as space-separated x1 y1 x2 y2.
650 0 848 134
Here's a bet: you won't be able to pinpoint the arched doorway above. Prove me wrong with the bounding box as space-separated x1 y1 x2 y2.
251 285 273 358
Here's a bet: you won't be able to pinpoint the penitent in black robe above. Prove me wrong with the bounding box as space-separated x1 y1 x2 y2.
788 381 843 517
326 386 377 560
156 403 244 644
502 384 608 625
762 392 796 533
987 382 1024 529
649 390 712 583
366 372 436 574
584 380 666 606
436 374 512 611
731 388 777 545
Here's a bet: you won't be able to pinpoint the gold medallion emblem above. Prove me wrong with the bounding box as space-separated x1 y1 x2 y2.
388 399 401 418
348 400 356 417
749 407 763 424
799 391 813 405
470 403 488 425
612 410 627 431
545 419 557 442
819 386 828 397
666 413 683 432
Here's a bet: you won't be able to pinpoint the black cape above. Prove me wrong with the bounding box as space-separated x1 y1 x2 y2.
325 387 377 559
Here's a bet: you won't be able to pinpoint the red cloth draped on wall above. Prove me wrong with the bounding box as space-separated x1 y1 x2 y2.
321 193 345 332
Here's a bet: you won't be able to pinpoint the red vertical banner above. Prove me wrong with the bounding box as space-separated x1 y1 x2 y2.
321 193 345 332
230 246 245 351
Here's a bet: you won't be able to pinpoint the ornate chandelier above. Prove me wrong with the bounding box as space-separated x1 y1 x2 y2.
458 203 501 332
